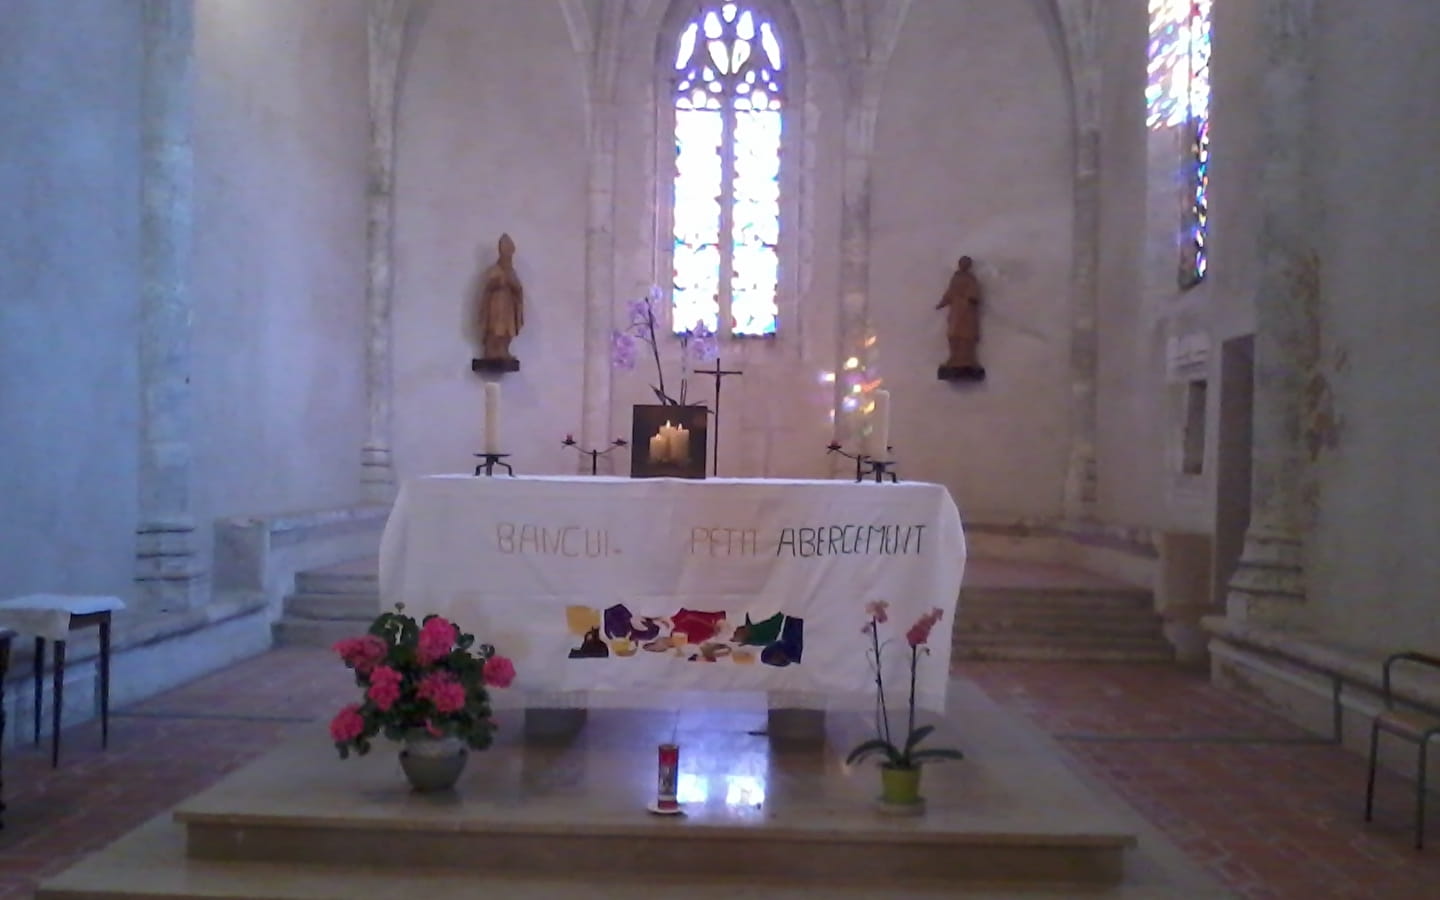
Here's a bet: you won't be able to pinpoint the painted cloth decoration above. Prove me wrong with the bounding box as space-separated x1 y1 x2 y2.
379 475 965 711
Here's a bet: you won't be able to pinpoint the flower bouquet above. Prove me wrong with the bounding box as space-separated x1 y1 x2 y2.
329 604 515 760
845 602 963 807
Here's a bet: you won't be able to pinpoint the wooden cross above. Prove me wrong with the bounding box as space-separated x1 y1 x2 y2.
692 356 744 476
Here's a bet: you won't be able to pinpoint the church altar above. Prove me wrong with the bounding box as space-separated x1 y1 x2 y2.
378 475 966 711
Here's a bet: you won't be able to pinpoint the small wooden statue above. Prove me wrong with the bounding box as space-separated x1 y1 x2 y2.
474 233 524 371
936 255 986 381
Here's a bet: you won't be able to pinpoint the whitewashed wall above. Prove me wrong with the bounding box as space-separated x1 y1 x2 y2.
191 1 370 529
1094 0 1262 533
870 0 1074 521
392 0 588 480
1304 2 1440 650
391 0 1075 518
605 0 845 480
0 1 144 599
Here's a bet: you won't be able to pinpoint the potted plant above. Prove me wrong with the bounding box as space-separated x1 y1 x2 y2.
329 604 516 792
845 601 963 811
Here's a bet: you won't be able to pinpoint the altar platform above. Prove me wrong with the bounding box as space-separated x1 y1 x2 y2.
38 680 1224 898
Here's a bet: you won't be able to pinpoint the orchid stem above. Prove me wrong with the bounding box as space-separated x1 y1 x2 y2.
647 310 668 402
871 619 892 751
906 645 918 763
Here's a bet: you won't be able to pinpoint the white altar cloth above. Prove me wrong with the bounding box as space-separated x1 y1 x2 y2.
378 475 965 711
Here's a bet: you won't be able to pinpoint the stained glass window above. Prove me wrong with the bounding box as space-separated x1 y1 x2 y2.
671 2 784 336
1147 0 1211 288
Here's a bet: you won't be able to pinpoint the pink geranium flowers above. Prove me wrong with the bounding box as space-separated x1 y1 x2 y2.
328 604 516 760
483 655 517 688
417 617 459 665
334 635 387 674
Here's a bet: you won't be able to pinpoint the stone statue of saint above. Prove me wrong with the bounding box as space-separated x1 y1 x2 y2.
936 255 985 379
477 233 524 361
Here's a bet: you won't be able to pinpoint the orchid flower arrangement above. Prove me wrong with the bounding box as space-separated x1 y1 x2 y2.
329 604 515 759
845 601 964 771
611 285 718 406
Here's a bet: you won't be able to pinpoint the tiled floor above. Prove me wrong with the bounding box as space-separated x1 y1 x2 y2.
963 661 1440 899
0 649 1436 898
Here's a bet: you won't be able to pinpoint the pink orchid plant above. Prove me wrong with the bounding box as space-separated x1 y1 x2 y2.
845 601 964 771
329 604 515 759
610 285 718 406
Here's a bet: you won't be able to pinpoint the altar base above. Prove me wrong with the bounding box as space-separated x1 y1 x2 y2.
38 682 1223 898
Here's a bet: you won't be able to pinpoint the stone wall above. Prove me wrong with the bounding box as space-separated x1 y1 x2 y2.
390 0 589 480
191 0 370 542
871 0 1074 521
387 0 1075 518
0 1 145 600
1303 2 1440 651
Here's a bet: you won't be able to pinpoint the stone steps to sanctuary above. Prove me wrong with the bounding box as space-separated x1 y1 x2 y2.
954 561 1173 663
272 556 380 647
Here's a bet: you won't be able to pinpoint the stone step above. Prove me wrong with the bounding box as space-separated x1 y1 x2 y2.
283 591 380 621
955 627 1175 662
293 559 378 596
956 612 1164 637
961 586 1154 611
272 617 370 649
38 817 1142 900
955 641 1177 663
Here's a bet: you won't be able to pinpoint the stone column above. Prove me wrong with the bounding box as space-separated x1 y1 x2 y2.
580 3 622 450
835 2 907 454
1055 0 1101 521
1225 0 1315 623
136 0 204 612
361 0 413 502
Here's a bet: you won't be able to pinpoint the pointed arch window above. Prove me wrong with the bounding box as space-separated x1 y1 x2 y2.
1147 0 1212 288
670 2 784 337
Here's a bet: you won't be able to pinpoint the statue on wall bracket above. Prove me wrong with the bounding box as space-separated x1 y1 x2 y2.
936 255 986 382
471 233 524 374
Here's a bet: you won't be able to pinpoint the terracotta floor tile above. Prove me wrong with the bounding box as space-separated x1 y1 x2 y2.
964 660 1440 898
0 651 1437 897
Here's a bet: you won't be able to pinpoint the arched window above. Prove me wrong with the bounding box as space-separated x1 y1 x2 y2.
1147 0 1212 288
669 2 785 337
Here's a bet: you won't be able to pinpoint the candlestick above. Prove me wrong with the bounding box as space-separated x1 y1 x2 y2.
562 435 628 475
866 389 891 459
483 382 501 454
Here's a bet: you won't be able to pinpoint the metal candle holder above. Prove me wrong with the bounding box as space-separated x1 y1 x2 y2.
562 435 629 476
473 452 514 477
826 442 900 483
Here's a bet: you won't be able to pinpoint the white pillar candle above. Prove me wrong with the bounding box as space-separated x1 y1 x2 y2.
650 431 670 463
670 424 690 462
868 389 891 459
483 382 501 454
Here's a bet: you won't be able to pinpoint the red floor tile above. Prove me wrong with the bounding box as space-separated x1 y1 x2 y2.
1 651 1437 897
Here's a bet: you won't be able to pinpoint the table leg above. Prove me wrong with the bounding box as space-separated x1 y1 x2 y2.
51 640 65 769
99 614 111 750
32 637 43 746
0 634 11 827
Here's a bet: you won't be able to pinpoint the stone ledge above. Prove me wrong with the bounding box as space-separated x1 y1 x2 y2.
1203 615 1440 711
214 504 389 611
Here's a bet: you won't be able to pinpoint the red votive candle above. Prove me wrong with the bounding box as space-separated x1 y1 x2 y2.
656 743 680 811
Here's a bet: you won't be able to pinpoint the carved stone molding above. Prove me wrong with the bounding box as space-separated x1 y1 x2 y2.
362 0 415 502
137 0 204 611
1053 0 1101 521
